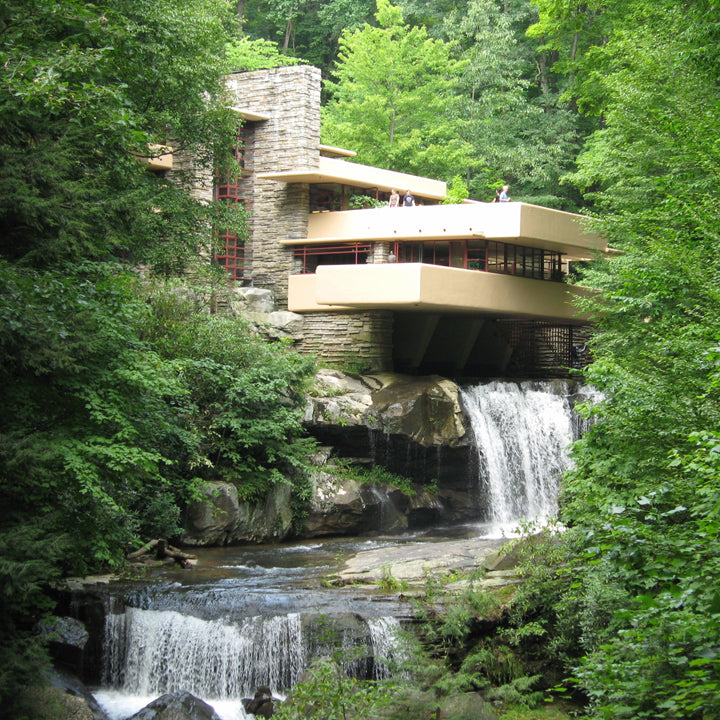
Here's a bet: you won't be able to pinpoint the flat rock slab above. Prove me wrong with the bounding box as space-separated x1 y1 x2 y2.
335 535 508 586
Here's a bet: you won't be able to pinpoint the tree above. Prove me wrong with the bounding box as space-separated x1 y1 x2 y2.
443 0 589 206
322 0 471 182
0 0 310 709
503 1 720 716
224 35 305 72
525 0 612 105
240 0 376 72
0 0 243 272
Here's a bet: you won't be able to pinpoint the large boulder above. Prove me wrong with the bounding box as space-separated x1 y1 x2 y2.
183 482 240 546
304 369 378 430
182 481 293 546
128 691 221 720
302 470 407 537
264 310 305 339
242 686 278 718
366 373 467 448
14 686 96 720
233 482 294 543
230 286 275 315
305 370 476 495
38 616 89 674
437 692 499 720
305 370 467 447
375 689 498 720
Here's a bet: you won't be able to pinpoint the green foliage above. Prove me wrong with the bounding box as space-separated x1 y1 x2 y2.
0 525 64 709
274 657 394 720
136 279 318 501
378 565 408 592
0 265 319 709
0 263 192 572
418 581 501 652
0 261 195 710
322 0 471 181
486 674 544 709
317 0 592 206
443 0 590 208
442 175 468 204
224 35 303 72
480 5 720 716
0 0 243 271
241 0 376 70
0 2 317 711
330 458 417 497
348 194 387 209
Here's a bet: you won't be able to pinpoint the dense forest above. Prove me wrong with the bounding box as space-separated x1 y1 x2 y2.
2 0 720 718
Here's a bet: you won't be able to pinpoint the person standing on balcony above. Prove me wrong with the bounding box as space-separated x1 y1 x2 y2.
403 190 415 207
389 188 400 207
499 185 510 202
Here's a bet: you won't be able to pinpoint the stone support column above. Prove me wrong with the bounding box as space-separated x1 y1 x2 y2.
224 66 322 305
296 311 394 372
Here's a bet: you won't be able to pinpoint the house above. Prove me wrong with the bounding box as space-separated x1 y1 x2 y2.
193 65 607 377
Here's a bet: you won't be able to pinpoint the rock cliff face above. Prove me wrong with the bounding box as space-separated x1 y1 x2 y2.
305 369 468 447
182 482 293 547
305 369 481 519
182 370 481 547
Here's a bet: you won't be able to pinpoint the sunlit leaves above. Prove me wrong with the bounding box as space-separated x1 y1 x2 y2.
0 0 242 270
322 0 470 181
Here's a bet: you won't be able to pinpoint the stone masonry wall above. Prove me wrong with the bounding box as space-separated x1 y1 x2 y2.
296 312 394 372
224 66 321 305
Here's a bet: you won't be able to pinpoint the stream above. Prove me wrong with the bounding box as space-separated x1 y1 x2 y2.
89 379 595 719
93 526 503 720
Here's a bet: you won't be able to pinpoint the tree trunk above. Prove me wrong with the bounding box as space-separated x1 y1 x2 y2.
283 17 293 51
127 538 197 568
236 0 246 32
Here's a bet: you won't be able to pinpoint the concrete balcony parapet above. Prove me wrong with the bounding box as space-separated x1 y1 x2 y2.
291 202 605 261
288 263 594 323
259 156 447 201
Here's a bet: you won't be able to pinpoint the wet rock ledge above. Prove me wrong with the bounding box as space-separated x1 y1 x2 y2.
182 370 482 548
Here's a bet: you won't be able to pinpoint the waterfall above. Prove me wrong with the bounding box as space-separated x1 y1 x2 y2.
367 616 407 680
103 608 305 699
98 601 409 719
460 380 583 530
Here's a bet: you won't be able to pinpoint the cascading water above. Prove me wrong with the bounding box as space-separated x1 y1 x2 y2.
90 380 598 720
103 608 305 699
366 616 407 680
460 380 590 533
92 540 415 720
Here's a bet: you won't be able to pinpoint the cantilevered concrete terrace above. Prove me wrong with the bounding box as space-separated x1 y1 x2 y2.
259 155 448 202
288 264 595 323
282 202 605 323
297 202 603 258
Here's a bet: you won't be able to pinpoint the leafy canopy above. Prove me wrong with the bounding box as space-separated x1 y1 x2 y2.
322 0 471 181
0 0 243 272
0 0 318 709
502 1 720 717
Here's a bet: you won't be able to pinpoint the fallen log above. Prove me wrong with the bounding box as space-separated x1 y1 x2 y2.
126 539 197 568
155 539 197 568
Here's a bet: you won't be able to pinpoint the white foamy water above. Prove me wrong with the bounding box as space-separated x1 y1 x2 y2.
460 380 577 529
367 616 408 680
98 603 408 719
93 690 251 720
103 608 305 698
